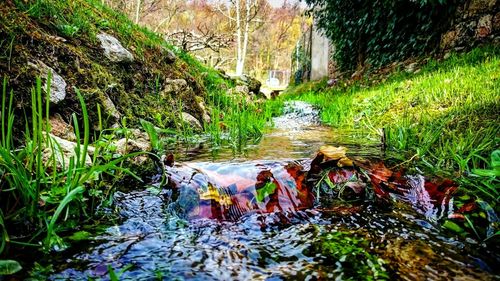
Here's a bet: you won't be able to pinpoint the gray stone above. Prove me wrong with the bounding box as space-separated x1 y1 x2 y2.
48 113 76 141
181 112 203 131
476 15 493 38
161 79 188 96
113 138 151 165
129 128 150 142
232 85 250 95
241 74 262 94
42 133 92 170
405 62 419 73
101 93 121 122
468 0 497 16
97 33 134 63
28 61 67 104
195 97 211 124
493 12 500 31
114 138 151 155
163 48 177 64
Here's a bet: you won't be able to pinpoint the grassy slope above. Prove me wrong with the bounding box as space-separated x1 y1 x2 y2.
0 0 231 131
286 46 499 206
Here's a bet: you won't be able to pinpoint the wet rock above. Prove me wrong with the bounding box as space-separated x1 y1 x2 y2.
48 113 76 141
28 61 67 104
476 15 493 38
96 33 134 63
161 79 188 96
181 112 203 131
42 133 92 170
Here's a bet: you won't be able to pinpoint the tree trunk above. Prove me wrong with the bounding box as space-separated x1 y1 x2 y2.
235 0 243 76
135 0 141 24
239 0 251 76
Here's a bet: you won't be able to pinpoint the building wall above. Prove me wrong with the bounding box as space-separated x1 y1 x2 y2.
310 25 330 80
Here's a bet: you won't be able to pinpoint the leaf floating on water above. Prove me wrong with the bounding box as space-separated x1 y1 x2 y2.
256 181 278 203
319 145 347 160
199 184 232 206
0 260 22 275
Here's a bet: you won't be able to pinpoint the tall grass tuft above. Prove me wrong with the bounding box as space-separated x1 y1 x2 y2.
0 76 144 253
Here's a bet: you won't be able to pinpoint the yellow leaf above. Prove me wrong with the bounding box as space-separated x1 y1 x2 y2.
199 184 232 206
338 157 354 167
319 146 347 160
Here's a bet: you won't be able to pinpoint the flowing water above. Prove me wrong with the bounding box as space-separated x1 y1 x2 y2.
40 102 498 280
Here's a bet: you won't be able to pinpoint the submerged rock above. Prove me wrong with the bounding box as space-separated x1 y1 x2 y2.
28 60 67 104
96 33 134 63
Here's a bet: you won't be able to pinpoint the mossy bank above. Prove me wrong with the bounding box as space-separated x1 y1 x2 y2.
0 0 234 137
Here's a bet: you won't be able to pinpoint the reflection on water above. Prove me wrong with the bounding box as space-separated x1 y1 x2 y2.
176 101 382 162
50 188 498 280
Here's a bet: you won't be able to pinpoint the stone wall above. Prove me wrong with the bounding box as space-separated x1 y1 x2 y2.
441 0 499 51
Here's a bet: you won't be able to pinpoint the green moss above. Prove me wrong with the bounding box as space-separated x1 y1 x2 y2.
308 231 389 280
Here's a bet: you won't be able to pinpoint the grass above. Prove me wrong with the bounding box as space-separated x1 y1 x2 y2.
285 45 499 207
204 89 284 150
0 76 151 255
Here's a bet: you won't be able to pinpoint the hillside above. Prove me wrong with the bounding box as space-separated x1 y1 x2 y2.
0 0 236 135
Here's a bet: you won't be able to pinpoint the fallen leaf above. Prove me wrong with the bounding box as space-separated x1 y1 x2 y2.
320 146 347 161
338 157 353 167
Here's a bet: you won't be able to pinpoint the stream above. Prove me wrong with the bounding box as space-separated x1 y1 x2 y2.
38 102 498 280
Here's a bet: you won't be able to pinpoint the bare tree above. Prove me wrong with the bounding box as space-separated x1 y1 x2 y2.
166 24 233 52
217 0 265 76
